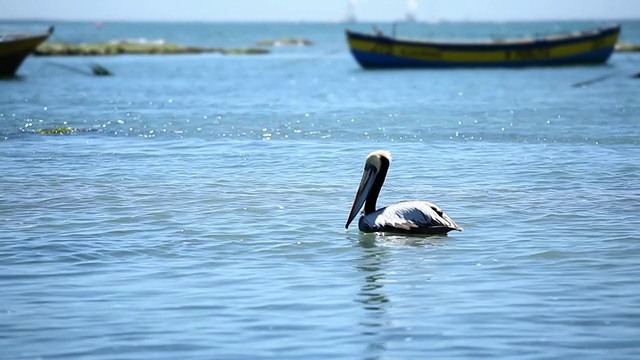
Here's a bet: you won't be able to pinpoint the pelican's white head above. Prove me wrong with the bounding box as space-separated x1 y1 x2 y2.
365 150 392 170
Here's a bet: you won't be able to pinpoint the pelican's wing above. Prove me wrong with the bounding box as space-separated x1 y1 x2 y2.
360 201 462 234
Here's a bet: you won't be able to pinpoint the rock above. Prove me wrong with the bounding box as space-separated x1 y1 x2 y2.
91 64 113 76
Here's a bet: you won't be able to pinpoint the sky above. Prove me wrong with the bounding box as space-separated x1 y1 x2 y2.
1 0 639 22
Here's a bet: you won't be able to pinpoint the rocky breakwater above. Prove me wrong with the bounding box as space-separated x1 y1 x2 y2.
615 42 640 52
35 39 270 56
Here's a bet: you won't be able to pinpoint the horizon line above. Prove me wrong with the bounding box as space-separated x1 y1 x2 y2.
1 17 637 24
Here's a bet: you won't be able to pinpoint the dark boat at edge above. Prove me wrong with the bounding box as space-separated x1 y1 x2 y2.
0 26 53 77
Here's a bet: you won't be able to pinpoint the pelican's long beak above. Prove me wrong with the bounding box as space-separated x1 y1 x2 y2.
345 165 377 229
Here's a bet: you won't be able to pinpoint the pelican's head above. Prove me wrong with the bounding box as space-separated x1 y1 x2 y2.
345 150 392 229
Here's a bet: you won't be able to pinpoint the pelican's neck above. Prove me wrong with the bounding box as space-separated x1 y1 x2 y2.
364 157 389 215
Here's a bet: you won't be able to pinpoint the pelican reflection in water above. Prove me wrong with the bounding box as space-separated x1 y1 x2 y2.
345 150 462 235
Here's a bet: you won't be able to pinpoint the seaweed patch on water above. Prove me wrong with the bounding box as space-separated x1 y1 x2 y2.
33 127 99 135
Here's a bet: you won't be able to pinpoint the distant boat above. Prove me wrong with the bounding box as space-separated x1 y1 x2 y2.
0 26 54 77
346 24 621 69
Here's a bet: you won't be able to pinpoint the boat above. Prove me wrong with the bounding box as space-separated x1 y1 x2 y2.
345 24 621 69
0 26 54 77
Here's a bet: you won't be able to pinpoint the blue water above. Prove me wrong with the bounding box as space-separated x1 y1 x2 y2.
2 20 640 359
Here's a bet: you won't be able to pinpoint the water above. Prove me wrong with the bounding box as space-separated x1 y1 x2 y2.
1 20 640 359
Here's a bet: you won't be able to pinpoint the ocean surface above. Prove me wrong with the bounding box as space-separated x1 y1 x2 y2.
1 20 640 359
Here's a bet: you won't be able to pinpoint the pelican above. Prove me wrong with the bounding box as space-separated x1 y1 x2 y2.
345 150 462 234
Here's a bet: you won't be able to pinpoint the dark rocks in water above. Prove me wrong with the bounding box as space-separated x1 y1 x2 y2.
91 64 113 76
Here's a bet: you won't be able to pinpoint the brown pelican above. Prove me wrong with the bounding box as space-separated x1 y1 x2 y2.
345 150 463 234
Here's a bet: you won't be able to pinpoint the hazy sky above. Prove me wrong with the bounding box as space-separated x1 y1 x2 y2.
1 0 639 22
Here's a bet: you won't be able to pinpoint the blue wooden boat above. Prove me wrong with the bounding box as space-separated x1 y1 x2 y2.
346 24 620 69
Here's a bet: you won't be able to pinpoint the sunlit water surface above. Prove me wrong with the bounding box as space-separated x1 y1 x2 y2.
1 21 640 359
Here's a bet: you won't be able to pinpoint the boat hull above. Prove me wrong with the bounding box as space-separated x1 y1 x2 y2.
346 25 620 69
0 28 52 77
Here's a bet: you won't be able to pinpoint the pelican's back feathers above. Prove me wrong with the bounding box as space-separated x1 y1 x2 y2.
358 200 462 234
